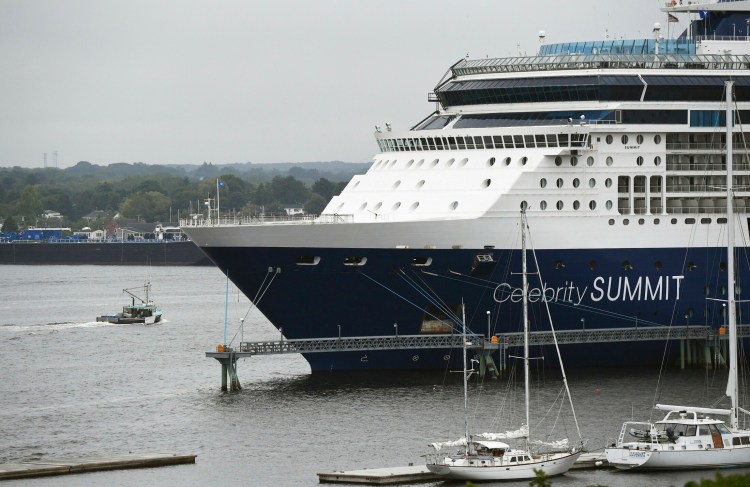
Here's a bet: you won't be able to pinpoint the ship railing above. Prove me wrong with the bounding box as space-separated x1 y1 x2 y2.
180 213 356 227
666 142 726 151
695 34 750 43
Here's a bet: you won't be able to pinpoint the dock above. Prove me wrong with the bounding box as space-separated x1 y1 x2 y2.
0 453 196 481
317 453 610 484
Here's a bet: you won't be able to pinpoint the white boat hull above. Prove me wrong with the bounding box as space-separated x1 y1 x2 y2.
605 445 750 470
427 451 581 481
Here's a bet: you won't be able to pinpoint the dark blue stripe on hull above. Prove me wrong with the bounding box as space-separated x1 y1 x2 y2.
202 245 745 371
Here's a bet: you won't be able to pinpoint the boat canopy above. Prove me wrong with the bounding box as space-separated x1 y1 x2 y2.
655 404 732 416
477 425 529 440
474 440 510 450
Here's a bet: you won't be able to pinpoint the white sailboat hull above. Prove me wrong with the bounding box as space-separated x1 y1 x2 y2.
427 451 581 481
606 445 750 470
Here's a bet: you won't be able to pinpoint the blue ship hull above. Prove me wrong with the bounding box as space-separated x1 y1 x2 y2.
201 245 744 372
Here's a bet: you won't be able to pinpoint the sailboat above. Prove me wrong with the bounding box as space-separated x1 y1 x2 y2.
605 80 750 470
425 212 584 481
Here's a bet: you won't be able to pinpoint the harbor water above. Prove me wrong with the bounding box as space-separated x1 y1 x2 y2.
1 265 749 486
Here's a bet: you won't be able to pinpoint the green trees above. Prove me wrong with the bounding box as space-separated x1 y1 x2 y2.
0 162 364 230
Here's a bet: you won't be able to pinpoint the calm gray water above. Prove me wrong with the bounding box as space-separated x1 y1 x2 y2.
1 265 748 487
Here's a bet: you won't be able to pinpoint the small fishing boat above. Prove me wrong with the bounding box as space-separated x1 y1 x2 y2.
97 281 162 324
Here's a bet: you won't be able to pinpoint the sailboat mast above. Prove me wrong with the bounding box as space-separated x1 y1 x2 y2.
462 302 470 454
522 212 531 446
726 80 739 430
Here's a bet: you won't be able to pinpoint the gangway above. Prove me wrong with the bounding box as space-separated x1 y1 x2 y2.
207 325 746 391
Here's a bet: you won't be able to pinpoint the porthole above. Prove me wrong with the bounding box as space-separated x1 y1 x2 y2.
392 202 401 210
671 218 677 224
449 201 459 211
540 201 547 210
556 200 564 210
636 156 644 166
623 260 633 270
609 219 615 225
654 218 660 224
389 160 397 168
589 200 597 210
406 160 414 168
654 156 662 166
587 156 595 166
687 262 697 271
520 156 528 166
589 178 596 188
573 200 580 210
416 159 424 168
459 158 469 166
373 202 382 211
606 135 613 144
554 260 565 270
605 178 613 188
412 257 432 267
571 156 578 167
353 181 360 188
416 180 425 188
655 261 663 270
685 218 696 224
344 256 367 267
337 202 345 211
482 179 491 188
432 159 439 166
654 134 662 144
621 135 629 145
718 218 727 224
556 178 564 188
488 157 496 167
701 218 711 224
393 180 401 189
520 201 528 210
573 178 580 188
446 158 455 167
410 202 420 211
606 200 613 210
589 260 597 270
636 134 644 144
359 202 367 211
540 178 547 188
623 219 630 225
638 218 645 225
504 157 511 166
606 156 613 166
296 256 320 266
555 156 563 166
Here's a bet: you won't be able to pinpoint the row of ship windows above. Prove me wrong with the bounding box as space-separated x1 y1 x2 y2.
541 177 612 189
297 254 729 277
609 217 728 226
372 154 662 171
376 133 590 153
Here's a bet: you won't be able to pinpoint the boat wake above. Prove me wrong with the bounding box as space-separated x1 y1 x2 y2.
0 320 159 333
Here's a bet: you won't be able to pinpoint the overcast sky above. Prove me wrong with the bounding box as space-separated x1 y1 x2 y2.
0 0 672 168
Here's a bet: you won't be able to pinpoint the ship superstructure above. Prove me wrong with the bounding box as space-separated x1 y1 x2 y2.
183 1 750 372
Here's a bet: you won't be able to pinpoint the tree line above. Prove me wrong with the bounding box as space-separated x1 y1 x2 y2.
0 161 362 232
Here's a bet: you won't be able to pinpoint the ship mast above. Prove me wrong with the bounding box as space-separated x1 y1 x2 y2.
522 211 531 450
725 80 739 430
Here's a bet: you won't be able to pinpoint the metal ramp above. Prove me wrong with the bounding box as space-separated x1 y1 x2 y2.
207 325 747 390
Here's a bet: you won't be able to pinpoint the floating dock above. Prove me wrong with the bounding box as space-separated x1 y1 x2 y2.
317 453 610 484
0 453 196 481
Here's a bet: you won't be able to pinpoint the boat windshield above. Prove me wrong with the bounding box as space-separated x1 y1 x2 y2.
655 423 697 437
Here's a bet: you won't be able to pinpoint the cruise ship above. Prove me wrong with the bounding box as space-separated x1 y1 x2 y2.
182 0 750 372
